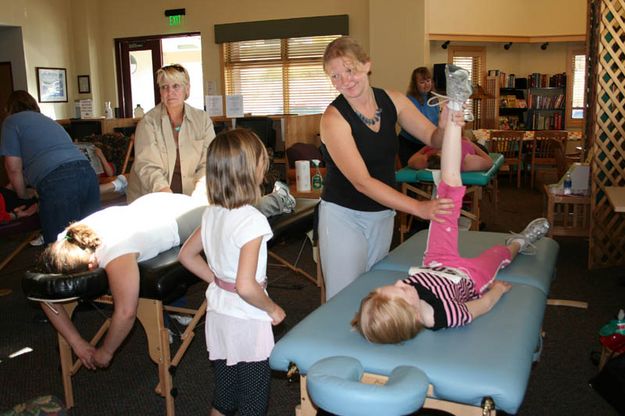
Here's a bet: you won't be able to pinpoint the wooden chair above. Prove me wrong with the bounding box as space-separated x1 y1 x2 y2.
488 131 524 188
530 131 568 189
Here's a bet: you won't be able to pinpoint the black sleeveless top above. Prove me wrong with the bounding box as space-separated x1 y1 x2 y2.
320 87 398 212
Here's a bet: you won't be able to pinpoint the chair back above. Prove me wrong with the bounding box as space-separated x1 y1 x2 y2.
235 117 276 150
530 131 568 187
488 131 524 161
551 138 569 179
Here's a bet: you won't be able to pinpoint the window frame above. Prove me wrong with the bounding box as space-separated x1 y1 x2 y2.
566 46 586 129
221 35 340 116
447 46 487 125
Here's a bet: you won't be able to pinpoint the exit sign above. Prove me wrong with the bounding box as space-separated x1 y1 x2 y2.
165 8 185 26
169 15 182 26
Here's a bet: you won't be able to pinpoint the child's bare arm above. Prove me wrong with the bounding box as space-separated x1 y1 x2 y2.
407 152 429 170
462 142 493 172
465 280 512 319
236 237 285 325
94 147 115 177
178 228 215 284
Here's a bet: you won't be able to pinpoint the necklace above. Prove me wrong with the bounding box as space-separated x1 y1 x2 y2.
174 125 181 132
354 107 382 126
351 88 382 126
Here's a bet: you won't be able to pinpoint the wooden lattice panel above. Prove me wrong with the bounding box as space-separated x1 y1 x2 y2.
589 0 625 268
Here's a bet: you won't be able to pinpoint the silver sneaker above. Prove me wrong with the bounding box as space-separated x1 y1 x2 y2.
273 181 296 213
170 313 193 326
445 64 473 111
506 218 550 255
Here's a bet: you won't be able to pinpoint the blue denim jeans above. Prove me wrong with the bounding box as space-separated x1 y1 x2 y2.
37 160 100 244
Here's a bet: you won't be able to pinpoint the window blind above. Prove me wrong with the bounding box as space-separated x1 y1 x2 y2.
223 35 340 115
451 52 484 121
571 54 586 119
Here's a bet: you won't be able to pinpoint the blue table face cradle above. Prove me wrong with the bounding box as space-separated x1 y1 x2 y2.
270 228 559 415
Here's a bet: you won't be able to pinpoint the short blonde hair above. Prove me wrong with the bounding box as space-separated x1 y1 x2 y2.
40 223 101 274
205 128 269 209
351 289 423 344
156 64 190 99
323 36 371 74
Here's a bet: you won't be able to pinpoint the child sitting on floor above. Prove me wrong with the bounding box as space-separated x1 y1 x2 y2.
351 65 550 344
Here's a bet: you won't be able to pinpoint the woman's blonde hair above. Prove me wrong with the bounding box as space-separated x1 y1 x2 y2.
40 224 101 274
323 36 371 75
156 64 190 99
351 289 423 344
205 128 269 209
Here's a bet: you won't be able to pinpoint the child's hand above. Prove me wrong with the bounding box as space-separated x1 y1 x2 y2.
13 204 38 218
491 280 512 293
269 304 286 326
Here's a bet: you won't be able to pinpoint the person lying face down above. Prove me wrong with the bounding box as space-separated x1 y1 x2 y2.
407 137 493 172
351 67 549 344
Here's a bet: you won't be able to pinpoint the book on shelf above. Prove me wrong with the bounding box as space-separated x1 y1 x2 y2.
530 111 564 130
527 92 565 109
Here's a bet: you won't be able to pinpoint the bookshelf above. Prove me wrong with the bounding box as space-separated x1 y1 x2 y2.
483 72 566 131
526 87 565 130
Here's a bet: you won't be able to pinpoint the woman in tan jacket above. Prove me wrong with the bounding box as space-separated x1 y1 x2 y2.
126 64 215 202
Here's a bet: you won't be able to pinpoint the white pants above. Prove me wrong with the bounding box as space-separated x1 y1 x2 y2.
318 200 395 301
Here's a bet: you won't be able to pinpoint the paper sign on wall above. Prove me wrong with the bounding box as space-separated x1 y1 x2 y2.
225 95 244 118
205 95 223 117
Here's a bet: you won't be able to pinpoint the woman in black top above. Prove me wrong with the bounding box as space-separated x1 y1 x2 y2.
318 36 459 301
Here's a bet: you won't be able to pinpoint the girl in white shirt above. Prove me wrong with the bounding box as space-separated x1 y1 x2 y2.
179 128 286 416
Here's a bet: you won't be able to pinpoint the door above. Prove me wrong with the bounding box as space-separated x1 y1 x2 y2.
115 33 203 118
115 38 161 118
0 62 14 185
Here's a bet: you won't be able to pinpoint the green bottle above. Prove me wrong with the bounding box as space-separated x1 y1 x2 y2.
311 159 323 190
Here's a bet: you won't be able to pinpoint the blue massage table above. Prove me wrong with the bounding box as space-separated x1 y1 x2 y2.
22 198 319 416
396 153 504 241
270 229 559 415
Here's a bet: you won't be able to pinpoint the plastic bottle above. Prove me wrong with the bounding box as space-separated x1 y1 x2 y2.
104 101 114 119
563 172 572 195
311 159 323 191
134 104 145 118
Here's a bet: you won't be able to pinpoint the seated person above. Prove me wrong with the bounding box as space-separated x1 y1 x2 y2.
407 137 493 172
351 105 549 344
75 142 127 197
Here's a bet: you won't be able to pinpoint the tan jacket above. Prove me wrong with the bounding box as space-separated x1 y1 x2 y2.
127 103 215 202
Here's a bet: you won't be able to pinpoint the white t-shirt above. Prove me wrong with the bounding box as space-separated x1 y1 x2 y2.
58 193 206 268
201 204 273 321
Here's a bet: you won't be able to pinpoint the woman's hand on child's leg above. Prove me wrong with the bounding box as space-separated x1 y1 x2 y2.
414 198 454 223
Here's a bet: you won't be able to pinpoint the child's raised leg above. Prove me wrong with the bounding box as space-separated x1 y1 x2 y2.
423 65 468 266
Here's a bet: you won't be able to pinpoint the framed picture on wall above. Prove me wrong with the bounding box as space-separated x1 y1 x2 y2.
36 67 68 103
78 75 91 94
